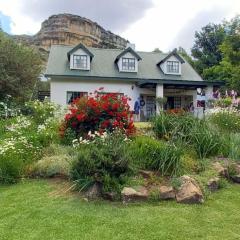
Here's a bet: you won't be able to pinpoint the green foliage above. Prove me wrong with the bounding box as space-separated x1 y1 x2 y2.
0 101 61 183
129 136 183 176
191 23 226 75
228 134 240 161
0 32 42 102
209 110 240 132
152 112 226 159
70 132 133 193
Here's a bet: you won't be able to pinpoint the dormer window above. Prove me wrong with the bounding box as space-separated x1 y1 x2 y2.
73 55 88 69
67 43 94 71
166 61 179 73
122 58 136 71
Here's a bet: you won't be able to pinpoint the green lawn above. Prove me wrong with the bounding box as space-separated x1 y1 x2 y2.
1 180 240 240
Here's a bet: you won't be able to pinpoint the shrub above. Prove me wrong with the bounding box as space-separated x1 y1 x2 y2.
60 88 135 143
23 100 59 125
189 121 223 159
129 136 183 176
228 133 240 161
30 155 72 178
209 110 240 133
70 131 134 194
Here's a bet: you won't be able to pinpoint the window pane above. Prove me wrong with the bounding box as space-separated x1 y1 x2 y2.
67 91 88 104
167 61 179 73
73 55 88 69
122 58 135 70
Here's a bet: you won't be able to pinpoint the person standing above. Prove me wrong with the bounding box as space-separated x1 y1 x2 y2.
134 97 140 122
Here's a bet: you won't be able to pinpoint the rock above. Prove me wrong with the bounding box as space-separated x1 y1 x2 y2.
176 176 204 204
12 14 128 52
85 182 102 200
159 186 175 200
139 170 155 179
231 175 240 183
212 162 228 177
207 177 220 192
121 187 148 203
103 192 117 201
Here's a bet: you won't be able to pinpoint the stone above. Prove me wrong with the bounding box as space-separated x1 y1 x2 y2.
103 192 117 201
121 187 148 203
207 177 220 192
231 175 240 183
139 170 155 179
212 162 228 177
176 176 204 204
85 182 102 200
159 186 175 200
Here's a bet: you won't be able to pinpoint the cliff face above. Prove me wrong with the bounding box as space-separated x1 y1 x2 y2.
13 14 128 51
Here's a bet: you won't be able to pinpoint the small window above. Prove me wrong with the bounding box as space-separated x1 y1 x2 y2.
67 91 87 104
73 55 88 69
166 61 179 73
122 58 136 71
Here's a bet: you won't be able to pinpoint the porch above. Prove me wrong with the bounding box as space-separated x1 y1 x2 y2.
136 81 221 121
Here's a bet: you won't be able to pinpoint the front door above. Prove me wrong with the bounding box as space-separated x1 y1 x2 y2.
146 96 156 119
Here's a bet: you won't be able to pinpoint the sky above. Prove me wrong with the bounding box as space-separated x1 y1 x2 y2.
0 0 239 52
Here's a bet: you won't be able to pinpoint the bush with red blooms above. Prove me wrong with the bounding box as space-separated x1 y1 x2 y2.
60 88 135 142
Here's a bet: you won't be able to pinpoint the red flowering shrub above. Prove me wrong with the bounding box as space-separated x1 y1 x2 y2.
60 88 135 141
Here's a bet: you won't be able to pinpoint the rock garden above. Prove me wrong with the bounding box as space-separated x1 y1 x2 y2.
1 90 240 207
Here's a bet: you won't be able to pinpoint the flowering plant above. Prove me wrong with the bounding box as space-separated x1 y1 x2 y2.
60 88 135 141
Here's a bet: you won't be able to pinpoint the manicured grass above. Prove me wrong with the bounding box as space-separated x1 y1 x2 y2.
1 180 240 240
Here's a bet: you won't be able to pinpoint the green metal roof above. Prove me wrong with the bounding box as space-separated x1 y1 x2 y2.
45 45 205 82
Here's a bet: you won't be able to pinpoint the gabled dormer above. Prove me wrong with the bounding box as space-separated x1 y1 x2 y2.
67 43 94 71
157 49 185 75
115 47 142 73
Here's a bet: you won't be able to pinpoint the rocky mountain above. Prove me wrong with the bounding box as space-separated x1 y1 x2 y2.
13 14 128 52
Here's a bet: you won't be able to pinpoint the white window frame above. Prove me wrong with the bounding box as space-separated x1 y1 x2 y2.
166 61 180 74
73 55 88 69
122 57 136 71
66 91 88 104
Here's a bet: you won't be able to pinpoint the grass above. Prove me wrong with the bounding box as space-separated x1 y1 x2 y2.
1 180 240 239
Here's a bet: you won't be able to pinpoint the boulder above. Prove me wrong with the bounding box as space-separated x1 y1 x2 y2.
159 186 175 200
103 192 117 201
207 177 220 192
231 175 240 183
176 176 204 204
85 182 102 200
121 187 148 203
212 162 228 177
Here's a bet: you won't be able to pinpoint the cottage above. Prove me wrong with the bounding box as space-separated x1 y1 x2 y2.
45 43 222 120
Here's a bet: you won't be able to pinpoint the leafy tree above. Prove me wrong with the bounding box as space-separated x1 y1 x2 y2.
203 16 240 91
177 47 194 67
0 32 42 102
153 48 163 53
191 23 226 74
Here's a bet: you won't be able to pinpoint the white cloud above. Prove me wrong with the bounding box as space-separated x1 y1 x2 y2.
121 0 240 52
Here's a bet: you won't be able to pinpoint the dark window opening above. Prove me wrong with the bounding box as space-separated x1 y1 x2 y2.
67 91 88 104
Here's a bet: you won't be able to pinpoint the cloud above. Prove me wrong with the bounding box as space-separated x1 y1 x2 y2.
168 6 233 53
0 0 153 35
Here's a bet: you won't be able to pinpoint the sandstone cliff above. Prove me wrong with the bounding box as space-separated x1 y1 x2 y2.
13 14 128 51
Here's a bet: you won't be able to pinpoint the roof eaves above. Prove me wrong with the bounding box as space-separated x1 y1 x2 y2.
157 49 185 65
67 43 94 61
114 47 142 62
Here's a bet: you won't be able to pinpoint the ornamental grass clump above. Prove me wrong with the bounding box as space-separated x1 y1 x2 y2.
60 88 135 144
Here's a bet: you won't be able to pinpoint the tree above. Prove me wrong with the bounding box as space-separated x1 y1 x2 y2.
153 48 163 53
0 32 42 102
191 23 226 74
203 16 240 92
177 47 194 67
